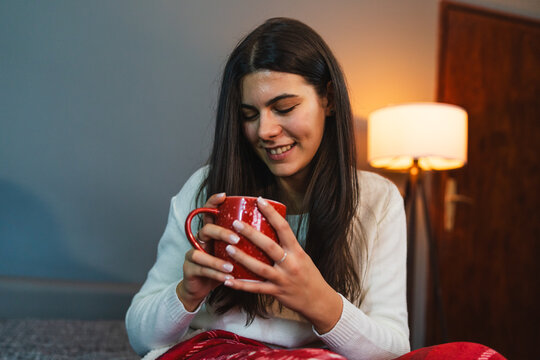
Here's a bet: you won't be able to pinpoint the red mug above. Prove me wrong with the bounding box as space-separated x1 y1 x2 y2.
185 196 286 281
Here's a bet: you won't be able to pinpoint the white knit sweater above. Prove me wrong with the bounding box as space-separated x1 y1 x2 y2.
126 167 410 359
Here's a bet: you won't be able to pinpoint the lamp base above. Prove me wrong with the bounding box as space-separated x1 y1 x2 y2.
404 162 447 347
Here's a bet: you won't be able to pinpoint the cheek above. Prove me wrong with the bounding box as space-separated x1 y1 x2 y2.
242 123 257 144
295 111 326 145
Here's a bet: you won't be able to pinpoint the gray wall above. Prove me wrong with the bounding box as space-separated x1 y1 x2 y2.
0 0 439 303
1 1 225 284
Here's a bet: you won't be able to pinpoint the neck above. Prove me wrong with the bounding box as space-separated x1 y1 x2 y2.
277 174 307 215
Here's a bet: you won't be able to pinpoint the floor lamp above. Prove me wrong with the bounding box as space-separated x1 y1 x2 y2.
367 102 468 344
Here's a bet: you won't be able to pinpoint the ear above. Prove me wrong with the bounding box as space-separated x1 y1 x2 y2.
324 81 335 116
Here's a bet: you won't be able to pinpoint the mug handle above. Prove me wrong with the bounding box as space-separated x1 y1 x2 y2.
185 207 219 253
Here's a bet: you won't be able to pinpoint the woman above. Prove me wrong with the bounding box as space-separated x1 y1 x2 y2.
126 17 405 360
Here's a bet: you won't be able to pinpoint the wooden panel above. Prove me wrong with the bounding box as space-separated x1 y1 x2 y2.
429 2 540 359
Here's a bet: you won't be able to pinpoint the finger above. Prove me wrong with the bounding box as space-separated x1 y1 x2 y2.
232 220 284 262
223 277 278 294
195 232 211 252
202 192 226 224
196 266 234 283
184 254 231 285
187 249 236 277
205 192 226 208
225 244 280 282
185 261 234 283
195 231 208 245
256 197 297 249
199 223 240 245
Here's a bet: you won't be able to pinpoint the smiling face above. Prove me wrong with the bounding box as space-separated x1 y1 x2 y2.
241 70 330 191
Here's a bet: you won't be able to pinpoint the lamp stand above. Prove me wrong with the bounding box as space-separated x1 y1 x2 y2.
404 160 447 345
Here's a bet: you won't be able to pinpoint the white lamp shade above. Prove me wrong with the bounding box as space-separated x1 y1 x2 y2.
368 102 468 170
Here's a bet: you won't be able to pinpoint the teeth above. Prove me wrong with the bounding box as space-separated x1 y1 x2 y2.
269 144 293 155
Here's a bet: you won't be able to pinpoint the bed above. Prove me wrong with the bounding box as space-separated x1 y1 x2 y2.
0 319 138 359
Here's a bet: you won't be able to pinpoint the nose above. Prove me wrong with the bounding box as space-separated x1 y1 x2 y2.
257 110 282 140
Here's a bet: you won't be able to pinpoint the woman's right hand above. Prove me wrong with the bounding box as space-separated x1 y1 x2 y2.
176 193 240 311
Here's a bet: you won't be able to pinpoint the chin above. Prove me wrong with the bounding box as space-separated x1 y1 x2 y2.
265 165 293 178
266 163 306 180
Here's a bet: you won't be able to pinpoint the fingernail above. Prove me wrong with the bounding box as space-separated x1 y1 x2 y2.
222 263 234 272
257 196 268 206
216 192 226 198
232 220 244 231
224 279 233 286
224 275 234 280
226 245 236 255
229 234 240 244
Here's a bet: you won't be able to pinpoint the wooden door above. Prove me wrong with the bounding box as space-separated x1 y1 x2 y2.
428 2 540 359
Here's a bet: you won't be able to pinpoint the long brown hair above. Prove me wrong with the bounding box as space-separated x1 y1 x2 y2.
197 17 363 323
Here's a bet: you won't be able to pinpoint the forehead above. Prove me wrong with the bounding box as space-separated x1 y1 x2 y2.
241 70 314 103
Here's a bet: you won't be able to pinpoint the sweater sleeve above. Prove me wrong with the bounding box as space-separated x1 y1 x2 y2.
314 174 410 359
125 167 208 356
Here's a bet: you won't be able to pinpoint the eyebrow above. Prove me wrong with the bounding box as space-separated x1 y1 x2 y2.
241 94 299 109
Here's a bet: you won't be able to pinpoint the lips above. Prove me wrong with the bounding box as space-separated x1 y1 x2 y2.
268 144 294 155
265 143 296 160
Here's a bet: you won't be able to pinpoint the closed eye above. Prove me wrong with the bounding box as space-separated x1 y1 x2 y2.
242 113 258 121
274 104 299 115
240 106 259 121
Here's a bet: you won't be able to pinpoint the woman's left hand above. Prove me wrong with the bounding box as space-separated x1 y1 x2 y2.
223 197 343 333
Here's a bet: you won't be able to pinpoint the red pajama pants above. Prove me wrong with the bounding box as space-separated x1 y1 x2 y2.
157 330 506 360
